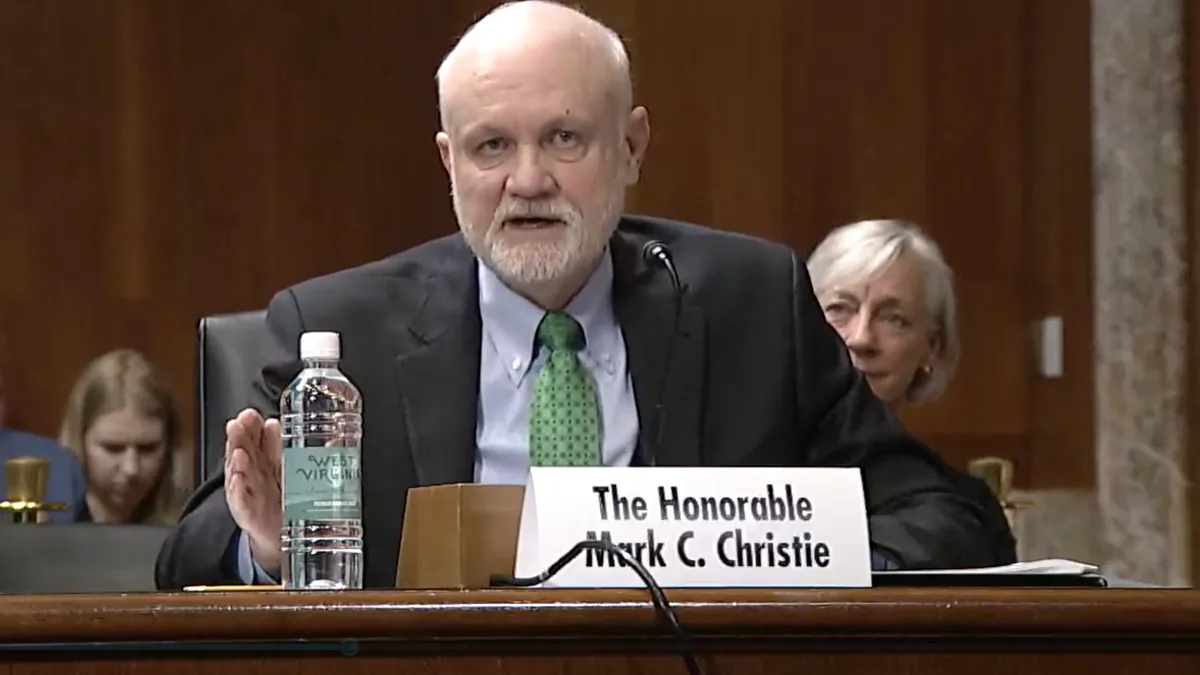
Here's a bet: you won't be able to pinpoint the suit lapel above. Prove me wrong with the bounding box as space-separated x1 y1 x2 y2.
391 229 708 482
612 231 706 467
394 245 481 486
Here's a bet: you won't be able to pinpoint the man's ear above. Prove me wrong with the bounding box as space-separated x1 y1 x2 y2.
621 106 650 185
436 132 452 174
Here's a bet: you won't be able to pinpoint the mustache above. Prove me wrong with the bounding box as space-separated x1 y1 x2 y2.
494 200 576 221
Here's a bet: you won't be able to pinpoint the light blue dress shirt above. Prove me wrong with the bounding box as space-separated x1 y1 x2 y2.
474 250 639 483
237 253 638 583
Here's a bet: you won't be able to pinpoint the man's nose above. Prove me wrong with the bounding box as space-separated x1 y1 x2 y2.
504 147 556 198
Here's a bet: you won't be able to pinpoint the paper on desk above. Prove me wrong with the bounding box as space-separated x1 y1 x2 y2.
879 558 1100 576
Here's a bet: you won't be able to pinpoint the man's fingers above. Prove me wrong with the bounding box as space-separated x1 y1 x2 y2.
226 419 264 474
228 447 270 495
263 418 284 486
227 447 251 481
227 470 244 500
226 471 257 530
236 408 265 448
225 412 282 537
229 411 282 477
225 419 245 467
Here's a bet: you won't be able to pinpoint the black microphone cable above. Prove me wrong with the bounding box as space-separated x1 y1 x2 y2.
492 240 701 673
491 538 702 675
640 239 684 468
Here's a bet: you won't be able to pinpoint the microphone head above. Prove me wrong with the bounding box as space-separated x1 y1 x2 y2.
641 240 671 266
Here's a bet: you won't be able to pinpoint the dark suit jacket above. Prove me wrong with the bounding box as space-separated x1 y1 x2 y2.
156 215 1006 589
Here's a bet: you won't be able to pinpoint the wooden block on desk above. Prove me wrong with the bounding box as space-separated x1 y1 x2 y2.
396 484 524 590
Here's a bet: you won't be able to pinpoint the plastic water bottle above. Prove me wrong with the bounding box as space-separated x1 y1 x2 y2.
279 331 364 590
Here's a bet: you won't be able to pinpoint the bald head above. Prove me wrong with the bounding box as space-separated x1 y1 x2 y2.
436 1 632 129
432 1 651 310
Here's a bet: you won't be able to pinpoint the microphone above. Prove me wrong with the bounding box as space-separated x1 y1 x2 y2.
640 240 684 468
494 241 702 675
498 242 697 672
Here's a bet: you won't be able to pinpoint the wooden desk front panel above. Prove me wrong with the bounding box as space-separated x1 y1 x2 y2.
0 588 1195 674
2 649 1196 675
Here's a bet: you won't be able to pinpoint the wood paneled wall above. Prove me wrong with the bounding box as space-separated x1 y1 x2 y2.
0 0 1092 490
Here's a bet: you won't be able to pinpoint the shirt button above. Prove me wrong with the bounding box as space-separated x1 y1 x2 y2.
512 358 522 371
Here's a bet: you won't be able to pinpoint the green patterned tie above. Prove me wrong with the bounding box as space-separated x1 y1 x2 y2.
529 311 601 467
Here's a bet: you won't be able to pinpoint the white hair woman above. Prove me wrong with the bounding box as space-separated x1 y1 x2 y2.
806 219 959 413
809 221 1017 565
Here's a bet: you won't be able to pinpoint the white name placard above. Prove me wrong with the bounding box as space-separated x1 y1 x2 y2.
513 466 871 588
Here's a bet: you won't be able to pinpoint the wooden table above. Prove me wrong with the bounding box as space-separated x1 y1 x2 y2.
1 588 1198 673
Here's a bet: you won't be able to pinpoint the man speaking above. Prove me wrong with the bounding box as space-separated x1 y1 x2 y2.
156 0 1002 589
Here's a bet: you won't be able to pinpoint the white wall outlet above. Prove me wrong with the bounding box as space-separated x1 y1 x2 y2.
1035 316 1064 378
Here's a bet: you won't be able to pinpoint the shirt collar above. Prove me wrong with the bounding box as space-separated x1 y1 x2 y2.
478 251 620 383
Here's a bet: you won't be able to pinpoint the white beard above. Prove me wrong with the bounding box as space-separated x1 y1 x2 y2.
451 182 624 291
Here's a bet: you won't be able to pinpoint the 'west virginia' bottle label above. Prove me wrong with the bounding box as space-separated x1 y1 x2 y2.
283 446 363 521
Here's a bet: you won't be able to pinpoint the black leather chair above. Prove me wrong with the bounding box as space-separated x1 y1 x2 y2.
0 524 172 593
196 310 267 487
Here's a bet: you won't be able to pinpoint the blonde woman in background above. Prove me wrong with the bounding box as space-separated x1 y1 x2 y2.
59 349 182 524
807 219 959 412
808 219 1016 565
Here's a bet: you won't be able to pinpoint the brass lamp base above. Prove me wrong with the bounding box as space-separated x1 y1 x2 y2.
3 456 67 523
0 501 70 524
967 456 1031 530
